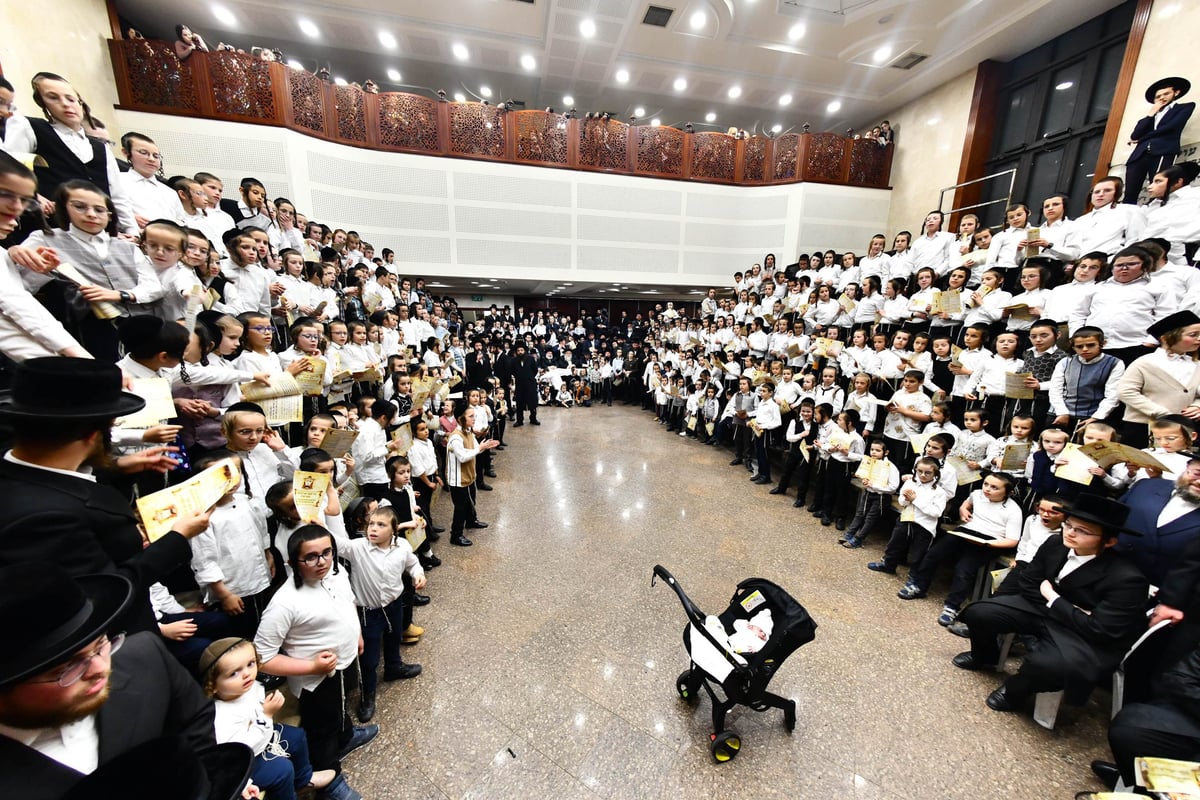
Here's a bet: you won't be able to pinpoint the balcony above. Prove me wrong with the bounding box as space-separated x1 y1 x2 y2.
109 39 893 190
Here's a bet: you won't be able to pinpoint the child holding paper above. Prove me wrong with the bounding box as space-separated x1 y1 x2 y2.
985 412 1036 483
1024 426 1076 502
867 457 946 575
815 409 864 528
840 438 900 549
965 331 1025 436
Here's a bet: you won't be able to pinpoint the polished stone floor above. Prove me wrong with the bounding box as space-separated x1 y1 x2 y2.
348 404 1112 799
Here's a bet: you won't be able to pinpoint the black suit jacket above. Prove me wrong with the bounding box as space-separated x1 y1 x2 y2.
0 633 216 800
1119 478 1200 587
0 460 192 633
1130 102 1196 161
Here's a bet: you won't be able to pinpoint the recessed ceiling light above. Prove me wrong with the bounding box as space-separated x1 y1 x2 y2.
779 93 793 106
689 10 707 29
520 54 537 71
212 4 236 25
787 23 805 41
826 100 842 113
563 283 573 286
673 77 688 92
926 116 940 126
579 18 596 38
1055 81 1074 91
727 86 742 99
286 59 303 70
333 77 347 86
634 106 645 117
479 86 492 98
872 44 893 64
563 94 575 105
771 123 782 133
386 68 401 82
615 68 630 84
378 31 396 49
651 118 661 127
298 18 319 38
705 111 716 122
452 43 469 61
454 92 466 102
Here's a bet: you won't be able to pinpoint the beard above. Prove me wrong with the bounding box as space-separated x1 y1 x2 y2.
0 676 110 729
1174 478 1200 504
81 426 114 472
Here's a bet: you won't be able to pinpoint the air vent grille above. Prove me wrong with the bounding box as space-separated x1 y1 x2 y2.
643 5 674 26
891 52 929 70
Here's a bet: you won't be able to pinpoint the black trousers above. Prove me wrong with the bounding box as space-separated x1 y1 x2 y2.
1109 702 1200 785
298 664 359 771
882 521 933 568
515 391 538 422
450 484 477 535
819 460 853 519
776 445 810 492
1124 152 1177 204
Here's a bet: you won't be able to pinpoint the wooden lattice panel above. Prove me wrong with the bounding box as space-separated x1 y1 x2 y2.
122 40 200 111
636 126 684 176
376 93 440 152
334 85 367 143
578 118 629 171
803 133 845 183
447 103 506 158
772 134 801 181
210 53 276 119
742 137 767 182
514 111 569 165
690 133 737 181
848 139 890 187
286 69 326 134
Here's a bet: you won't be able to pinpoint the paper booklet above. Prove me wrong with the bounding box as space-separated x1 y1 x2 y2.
838 294 857 313
1004 372 1035 400
53 263 122 319
813 338 844 358
908 430 935 456
854 456 892 485
932 289 962 316
391 423 413 456
117 378 177 429
293 357 327 396
320 428 358 459
1136 756 1200 795
240 373 304 425
949 527 1004 545
945 455 982 486
1053 442 1098 485
999 442 1032 472
1078 441 1170 473
137 457 241 542
1003 303 1035 321
292 470 331 524
1024 227 1041 258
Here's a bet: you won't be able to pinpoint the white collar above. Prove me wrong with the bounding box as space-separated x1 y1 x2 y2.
68 224 108 247
4 450 97 482
50 119 87 139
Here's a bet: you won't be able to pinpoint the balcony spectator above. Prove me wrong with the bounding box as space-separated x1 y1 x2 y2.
174 25 210 62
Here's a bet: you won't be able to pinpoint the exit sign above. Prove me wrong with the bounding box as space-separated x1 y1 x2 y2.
471 294 484 301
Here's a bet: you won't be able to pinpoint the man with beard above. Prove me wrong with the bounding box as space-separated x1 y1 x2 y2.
1118 453 1200 589
0 358 211 634
0 562 214 799
511 343 540 426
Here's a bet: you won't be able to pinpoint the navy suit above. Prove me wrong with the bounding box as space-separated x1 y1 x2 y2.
1124 101 1196 203
1118 478 1200 588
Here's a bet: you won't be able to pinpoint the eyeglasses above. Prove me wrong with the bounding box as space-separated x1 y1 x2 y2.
33 633 126 687
1111 262 1141 270
297 333 319 340
0 102 16 113
299 547 334 566
186 243 211 255
0 189 38 212
132 148 162 160
250 326 274 333
1061 521 1103 538
67 201 111 217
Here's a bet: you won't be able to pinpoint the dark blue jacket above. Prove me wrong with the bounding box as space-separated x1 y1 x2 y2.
1130 102 1196 162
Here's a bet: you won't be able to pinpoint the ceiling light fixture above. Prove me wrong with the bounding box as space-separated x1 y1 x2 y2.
787 23 805 42
298 18 319 38
378 31 396 49
872 44 893 64
452 43 469 61
651 118 661 127
1055 81 1074 91
615 68 630 84
634 106 645 117
727 85 742 99
334 77 347 86
454 92 466 102
563 94 575 105
771 123 782 133
386 68 401 82
286 59 303 70
479 86 492 98
826 100 842 113
779 93 793 106
212 4 236 25
520 54 537 71
705 111 716 122
689 10 706 29
673 77 687 91
579 18 597 38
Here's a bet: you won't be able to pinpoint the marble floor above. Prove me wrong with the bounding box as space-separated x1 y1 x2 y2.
348 404 1112 799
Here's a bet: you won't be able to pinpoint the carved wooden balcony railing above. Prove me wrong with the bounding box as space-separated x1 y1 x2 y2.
109 39 893 189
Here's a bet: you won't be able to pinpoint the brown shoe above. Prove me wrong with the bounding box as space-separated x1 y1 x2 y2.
405 623 424 637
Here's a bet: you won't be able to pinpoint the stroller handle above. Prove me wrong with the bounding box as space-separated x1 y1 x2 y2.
652 565 706 623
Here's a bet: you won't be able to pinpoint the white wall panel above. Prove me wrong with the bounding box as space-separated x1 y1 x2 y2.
577 215 680 245
455 206 572 239
309 190 450 233
577 183 682 215
578 246 679 273
686 192 789 220
453 173 572 208
307 152 449 199
456 239 572 269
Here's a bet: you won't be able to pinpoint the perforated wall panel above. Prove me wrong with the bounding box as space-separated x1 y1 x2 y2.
686 192 788 221
354 233 451 265
123 124 292 199
453 173 572 208
455 206 573 239
681 250 761 276
307 152 448 199
577 183 682 215
309 190 450 233
578 215 680 245
456 239 572 269
683 222 786 249
578 246 678 273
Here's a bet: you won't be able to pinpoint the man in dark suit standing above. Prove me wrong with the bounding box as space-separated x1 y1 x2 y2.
952 494 1148 712
464 337 492 390
1124 77 1195 204
1118 456 1200 587
0 563 215 800
511 343 540 426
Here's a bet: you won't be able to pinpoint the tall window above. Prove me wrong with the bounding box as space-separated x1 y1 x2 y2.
980 1 1134 227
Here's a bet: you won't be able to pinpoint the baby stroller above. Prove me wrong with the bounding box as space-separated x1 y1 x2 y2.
652 565 817 762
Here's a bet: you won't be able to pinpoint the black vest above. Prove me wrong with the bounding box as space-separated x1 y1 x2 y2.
28 117 109 197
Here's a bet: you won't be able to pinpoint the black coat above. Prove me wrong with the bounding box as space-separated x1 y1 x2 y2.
0 633 216 800
465 352 493 389
0 460 193 634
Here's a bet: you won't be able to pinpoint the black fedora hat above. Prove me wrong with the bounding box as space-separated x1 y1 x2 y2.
62 737 254 800
1063 494 1141 537
1148 310 1200 340
1146 76 1191 103
0 357 145 420
0 562 133 686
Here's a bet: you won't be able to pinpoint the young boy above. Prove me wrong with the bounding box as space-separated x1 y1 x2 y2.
965 331 1025 437
772 398 817 506
868 457 947 575
143 219 201 323
841 437 900 548
1048 326 1125 433
882 370 932 474
750 381 782 484
1020 319 1068 425
986 413 1037 485
948 324 991 422
1024 426 1076 502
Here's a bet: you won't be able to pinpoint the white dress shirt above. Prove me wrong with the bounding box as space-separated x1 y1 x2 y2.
119 171 184 223
0 716 99 774
1074 203 1146 257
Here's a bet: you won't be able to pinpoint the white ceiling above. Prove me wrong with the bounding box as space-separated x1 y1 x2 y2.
116 0 1126 134
420 275 713 302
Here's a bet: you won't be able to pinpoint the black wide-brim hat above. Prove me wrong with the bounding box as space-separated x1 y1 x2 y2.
1146 76 1191 103
0 357 145 420
61 737 254 800
0 563 133 686
1063 493 1141 537
1148 310 1200 340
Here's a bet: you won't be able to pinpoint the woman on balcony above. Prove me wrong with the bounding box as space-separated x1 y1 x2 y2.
174 25 210 62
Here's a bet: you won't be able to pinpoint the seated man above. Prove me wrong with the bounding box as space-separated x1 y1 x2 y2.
952 494 1149 712
0 562 215 799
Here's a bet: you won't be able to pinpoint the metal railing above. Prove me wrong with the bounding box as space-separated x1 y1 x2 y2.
937 167 1017 220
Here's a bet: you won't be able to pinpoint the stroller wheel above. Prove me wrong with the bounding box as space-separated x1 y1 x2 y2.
710 730 741 763
784 704 796 734
676 670 698 704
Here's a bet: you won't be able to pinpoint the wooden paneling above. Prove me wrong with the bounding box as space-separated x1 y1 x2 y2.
1094 0 1154 184
951 60 1004 229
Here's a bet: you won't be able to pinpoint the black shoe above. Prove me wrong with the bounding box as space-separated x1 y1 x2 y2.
357 696 376 723
467 520 489 529
946 621 971 638
768 486 786 495
497 444 506 450
430 525 446 535
451 536 473 547
835 518 847 531
477 483 493 491
485 469 497 478
514 422 524 427
1090 761 1120 791
383 664 422 682
336 724 379 761
531 419 541 425
793 499 805 508
820 516 833 526
752 475 771 484
951 652 993 671
411 592 431 606
806 505 820 513
729 458 743 466
418 554 441 569
986 685 1022 712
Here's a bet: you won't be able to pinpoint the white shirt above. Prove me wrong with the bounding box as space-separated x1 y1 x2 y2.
119 171 184 223
1074 203 1146 257
1070 275 1173 350
0 249 85 359
329 514 422 609
911 231 957 276
1056 550 1097 582
351 417 390 485
1042 281 1097 332
0 716 99 774
1159 491 1200 527
407 437 438 478
189 497 271 603
220 261 274 316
